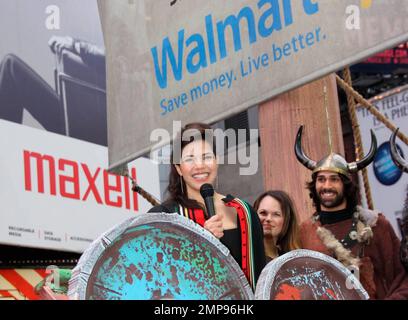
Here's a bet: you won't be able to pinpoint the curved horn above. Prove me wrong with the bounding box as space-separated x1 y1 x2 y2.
348 129 378 173
294 125 317 170
390 128 408 173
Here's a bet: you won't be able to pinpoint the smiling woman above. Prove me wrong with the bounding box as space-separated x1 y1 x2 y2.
148 122 266 291
253 190 301 262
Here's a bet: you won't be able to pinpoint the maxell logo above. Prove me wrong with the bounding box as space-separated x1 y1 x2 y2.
23 150 139 211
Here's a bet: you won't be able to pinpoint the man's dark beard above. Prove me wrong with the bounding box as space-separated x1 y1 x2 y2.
317 189 345 209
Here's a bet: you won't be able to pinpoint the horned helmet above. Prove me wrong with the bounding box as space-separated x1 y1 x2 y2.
294 125 377 178
389 128 408 174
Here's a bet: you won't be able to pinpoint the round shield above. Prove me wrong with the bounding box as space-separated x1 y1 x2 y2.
255 249 369 300
68 212 253 300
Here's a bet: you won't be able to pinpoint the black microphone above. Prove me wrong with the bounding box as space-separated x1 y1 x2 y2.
200 183 216 219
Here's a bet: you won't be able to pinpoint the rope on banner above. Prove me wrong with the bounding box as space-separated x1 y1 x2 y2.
341 67 374 210
335 74 408 146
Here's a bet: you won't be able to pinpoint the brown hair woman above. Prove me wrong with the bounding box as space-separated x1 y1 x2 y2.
253 190 301 262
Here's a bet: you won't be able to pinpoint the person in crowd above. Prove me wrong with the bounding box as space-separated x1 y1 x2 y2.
295 125 408 299
148 122 266 291
253 190 301 262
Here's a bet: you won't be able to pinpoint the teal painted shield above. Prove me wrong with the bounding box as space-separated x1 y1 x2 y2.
68 213 253 300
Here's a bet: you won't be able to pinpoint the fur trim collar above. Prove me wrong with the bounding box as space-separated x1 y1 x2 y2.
316 226 360 267
356 205 379 227
313 206 376 268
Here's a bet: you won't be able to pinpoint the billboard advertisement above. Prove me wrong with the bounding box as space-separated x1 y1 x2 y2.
97 0 408 170
0 0 161 252
0 0 106 146
357 85 408 236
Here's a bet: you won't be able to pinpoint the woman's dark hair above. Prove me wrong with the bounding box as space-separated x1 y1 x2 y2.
306 173 359 211
166 122 216 209
253 190 301 255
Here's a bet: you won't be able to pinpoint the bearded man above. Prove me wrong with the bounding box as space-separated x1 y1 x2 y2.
295 126 408 300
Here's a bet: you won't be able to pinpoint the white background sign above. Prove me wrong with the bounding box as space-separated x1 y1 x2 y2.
357 86 408 236
0 120 161 252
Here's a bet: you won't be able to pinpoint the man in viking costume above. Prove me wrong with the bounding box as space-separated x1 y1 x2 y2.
390 129 408 271
295 125 408 299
